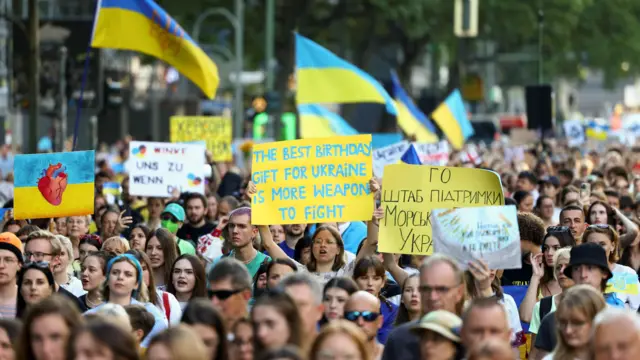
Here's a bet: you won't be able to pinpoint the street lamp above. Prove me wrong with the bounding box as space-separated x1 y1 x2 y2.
192 0 244 139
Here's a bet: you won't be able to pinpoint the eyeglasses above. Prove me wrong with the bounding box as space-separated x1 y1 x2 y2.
208 288 244 300
24 252 52 260
547 226 570 233
0 257 17 265
344 311 380 322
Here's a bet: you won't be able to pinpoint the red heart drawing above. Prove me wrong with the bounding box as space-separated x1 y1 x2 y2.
37 163 68 206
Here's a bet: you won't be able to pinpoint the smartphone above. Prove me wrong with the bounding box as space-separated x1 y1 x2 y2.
580 183 591 199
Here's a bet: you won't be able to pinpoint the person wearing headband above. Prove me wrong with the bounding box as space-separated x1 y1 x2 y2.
84 253 167 347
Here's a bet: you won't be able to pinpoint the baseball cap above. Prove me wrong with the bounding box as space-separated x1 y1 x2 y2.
162 203 185 222
0 232 23 263
410 310 462 343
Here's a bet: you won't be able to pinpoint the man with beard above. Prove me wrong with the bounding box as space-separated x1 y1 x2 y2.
177 193 215 246
278 224 307 258
0 233 21 318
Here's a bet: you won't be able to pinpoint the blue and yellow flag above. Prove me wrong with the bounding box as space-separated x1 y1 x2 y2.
298 104 359 139
431 90 475 150
390 71 438 143
400 145 422 165
91 0 219 99
295 34 397 115
585 120 609 141
14 151 95 220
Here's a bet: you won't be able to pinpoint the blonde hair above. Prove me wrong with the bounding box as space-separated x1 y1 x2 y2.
55 235 75 275
309 320 370 360
102 236 130 254
552 247 572 282
147 325 208 360
553 285 606 359
26 230 62 256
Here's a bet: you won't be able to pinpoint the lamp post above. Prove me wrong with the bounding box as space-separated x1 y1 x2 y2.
538 2 544 84
192 0 244 138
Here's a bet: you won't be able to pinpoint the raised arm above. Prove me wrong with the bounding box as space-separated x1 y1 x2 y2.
246 181 290 261
356 178 382 261
519 253 544 323
616 207 639 249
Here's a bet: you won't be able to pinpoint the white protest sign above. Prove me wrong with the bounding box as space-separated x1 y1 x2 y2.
431 205 521 270
413 140 450 166
563 120 585 147
373 141 409 177
129 141 206 197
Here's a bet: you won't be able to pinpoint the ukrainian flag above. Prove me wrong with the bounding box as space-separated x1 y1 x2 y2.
91 0 219 99
400 145 422 165
390 71 438 143
295 34 397 115
431 90 475 150
298 104 359 139
14 151 95 220
585 120 608 140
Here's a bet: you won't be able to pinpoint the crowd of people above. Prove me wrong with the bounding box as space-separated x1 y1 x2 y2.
0 140 637 360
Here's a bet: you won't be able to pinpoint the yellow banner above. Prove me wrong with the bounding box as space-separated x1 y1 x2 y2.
379 164 504 255
170 116 232 162
251 135 373 225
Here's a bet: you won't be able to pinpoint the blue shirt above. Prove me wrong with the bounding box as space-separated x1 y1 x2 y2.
278 241 296 258
342 222 367 254
85 299 167 348
378 299 399 344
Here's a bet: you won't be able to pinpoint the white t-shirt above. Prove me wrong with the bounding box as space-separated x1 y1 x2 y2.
501 293 523 342
155 291 182 326
61 276 87 297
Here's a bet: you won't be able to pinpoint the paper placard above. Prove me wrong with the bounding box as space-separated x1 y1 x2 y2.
563 120 585 147
129 141 205 197
251 135 373 225
372 141 409 178
378 164 504 255
170 116 232 162
413 141 450 166
431 205 521 269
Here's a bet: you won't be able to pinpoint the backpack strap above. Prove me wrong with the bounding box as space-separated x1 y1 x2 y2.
539 295 553 321
162 292 171 322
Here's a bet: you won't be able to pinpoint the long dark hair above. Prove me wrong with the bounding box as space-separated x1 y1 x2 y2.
394 273 420 326
251 291 304 354
351 255 392 310
68 317 139 360
320 277 358 325
146 228 179 286
181 298 228 360
166 254 207 300
587 200 617 227
541 228 576 288
16 262 56 318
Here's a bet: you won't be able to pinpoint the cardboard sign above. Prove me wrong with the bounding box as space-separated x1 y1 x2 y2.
170 116 232 162
378 164 504 255
251 135 373 225
129 141 205 197
432 205 521 269
14 151 95 219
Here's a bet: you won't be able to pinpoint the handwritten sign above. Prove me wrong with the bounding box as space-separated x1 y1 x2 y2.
413 141 450 166
251 135 373 225
129 141 205 197
372 141 409 178
378 164 504 255
606 272 640 295
431 206 521 269
170 116 232 162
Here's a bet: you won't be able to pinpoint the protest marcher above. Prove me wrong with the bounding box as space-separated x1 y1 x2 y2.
128 224 150 252
344 291 385 360
166 254 207 309
0 233 21 318
180 299 228 360
146 325 209 360
0 318 20 360
277 272 325 349
69 316 140 360
460 297 513 359
177 193 215 245
251 290 304 353
265 258 297 290
159 204 197 255
409 310 463 360
78 251 112 310
322 277 359 324
208 257 252 330
16 261 56 318
559 205 588 241
146 228 179 290
309 320 370 360
591 307 640 360
394 274 421 325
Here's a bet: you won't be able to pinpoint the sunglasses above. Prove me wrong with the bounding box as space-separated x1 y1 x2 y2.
547 226 570 233
24 261 50 269
344 311 380 322
208 288 244 300
588 224 611 230
161 215 178 223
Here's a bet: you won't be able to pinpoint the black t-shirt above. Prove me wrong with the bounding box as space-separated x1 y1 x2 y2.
58 286 88 313
176 222 215 246
501 261 533 287
534 311 557 352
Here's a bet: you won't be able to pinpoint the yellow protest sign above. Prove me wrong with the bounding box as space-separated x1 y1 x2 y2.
378 164 504 255
251 134 373 225
170 116 232 162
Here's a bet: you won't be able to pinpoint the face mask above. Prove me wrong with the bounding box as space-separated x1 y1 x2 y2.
161 220 179 234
